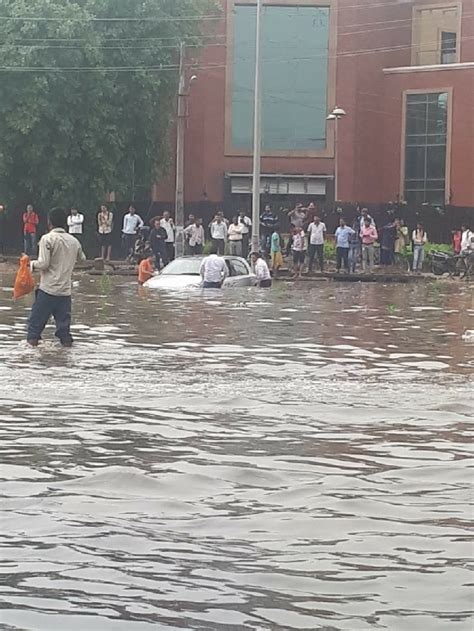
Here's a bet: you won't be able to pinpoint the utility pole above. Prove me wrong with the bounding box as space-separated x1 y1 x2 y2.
175 41 186 258
251 0 263 254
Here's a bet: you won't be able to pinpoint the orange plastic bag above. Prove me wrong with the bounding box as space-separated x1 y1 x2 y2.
13 255 36 300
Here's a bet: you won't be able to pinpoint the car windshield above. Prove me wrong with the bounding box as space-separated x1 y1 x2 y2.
161 258 202 276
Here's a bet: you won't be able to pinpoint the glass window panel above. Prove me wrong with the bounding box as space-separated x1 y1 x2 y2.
404 92 448 204
232 5 330 151
427 93 448 134
405 146 426 181
406 102 427 135
426 145 447 179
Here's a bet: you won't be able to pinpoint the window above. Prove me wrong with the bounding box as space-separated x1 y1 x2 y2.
229 260 249 277
412 5 459 66
404 92 448 205
231 4 330 152
441 31 457 64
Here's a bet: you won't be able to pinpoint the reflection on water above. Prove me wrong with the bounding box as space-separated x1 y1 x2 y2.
0 271 473 630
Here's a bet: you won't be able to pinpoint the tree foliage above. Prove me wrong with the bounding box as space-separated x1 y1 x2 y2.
0 0 218 212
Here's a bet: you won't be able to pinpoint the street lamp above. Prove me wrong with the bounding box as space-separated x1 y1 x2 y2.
327 106 347 204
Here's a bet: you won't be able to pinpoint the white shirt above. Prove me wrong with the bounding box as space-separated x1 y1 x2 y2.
184 224 205 247
228 223 243 241
238 216 252 235
123 213 143 235
67 213 84 235
200 254 228 283
412 230 428 245
254 258 271 281
461 230 473 253
308 221 326 245
292 231 306 252
211 221 227 241
31 228 86 296
160 218 175 243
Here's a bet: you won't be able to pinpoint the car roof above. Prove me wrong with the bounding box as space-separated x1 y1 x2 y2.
175 255 249 263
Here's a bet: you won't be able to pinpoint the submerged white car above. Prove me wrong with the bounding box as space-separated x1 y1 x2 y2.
143 256 258 290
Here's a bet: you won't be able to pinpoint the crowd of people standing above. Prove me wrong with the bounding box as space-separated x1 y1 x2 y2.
0 202 472 278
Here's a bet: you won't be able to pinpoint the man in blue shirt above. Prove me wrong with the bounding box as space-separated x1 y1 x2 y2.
335 218 355 273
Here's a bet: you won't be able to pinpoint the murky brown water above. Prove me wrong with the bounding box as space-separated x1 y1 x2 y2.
0 270 473 630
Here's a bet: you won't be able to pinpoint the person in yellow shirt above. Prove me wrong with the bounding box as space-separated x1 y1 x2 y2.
138 255 155 285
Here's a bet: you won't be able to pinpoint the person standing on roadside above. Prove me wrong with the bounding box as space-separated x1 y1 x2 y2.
360 217 378 273
23 204 39 256
270 225 283 277
460 223 473 254
184 217 205 255
0 204 6 257
160 211 175 262
307 215 326 273
200 246 228 288
150 218 168 269
27 207 86 347
348 216 362 274
238 210 252 258
335 218 355 273
122 205 143 260
251 251 272 288
287 203 306 229
359 207 375 230
97 205 114 261
210 214 227 255
67 208 85 249
412 222 428 273
260 205 278 254
291 225 306 279
228 216 243 256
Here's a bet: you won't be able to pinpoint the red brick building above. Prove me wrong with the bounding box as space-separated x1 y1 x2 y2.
155 0 474 216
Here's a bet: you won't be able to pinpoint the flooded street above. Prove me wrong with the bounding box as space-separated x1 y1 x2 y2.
0 272 472 630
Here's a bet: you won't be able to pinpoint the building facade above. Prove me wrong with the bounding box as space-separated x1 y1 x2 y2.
154 0 474 215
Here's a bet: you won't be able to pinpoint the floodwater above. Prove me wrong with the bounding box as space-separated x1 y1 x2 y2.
0 270 473 631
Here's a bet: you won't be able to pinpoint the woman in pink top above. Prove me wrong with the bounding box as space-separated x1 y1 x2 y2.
360 218 378 273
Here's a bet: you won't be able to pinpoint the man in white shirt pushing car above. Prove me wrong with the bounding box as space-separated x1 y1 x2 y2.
200 246 228 288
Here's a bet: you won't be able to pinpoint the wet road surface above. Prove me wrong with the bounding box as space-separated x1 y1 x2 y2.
0 271 473 630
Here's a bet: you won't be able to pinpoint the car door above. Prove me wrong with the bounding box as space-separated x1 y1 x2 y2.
224 259 257 287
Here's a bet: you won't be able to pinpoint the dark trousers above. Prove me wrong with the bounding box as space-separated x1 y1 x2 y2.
212 239 225 255
337 247 350 271
242 234 249 259
122 233 136 259
24 232 37 256
153 244 168 270
203 281 222 289
190 244 203 255
28 289 73 345
166 241 175 262
308 244 324 272
259 278 272 288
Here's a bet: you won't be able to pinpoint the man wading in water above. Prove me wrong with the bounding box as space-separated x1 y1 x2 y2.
27 207 86 347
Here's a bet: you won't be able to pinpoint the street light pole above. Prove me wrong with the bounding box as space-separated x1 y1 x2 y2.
327 106 347 205
251 0 263 254
175 41 186 258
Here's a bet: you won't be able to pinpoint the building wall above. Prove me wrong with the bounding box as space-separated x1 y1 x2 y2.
155 0 474 209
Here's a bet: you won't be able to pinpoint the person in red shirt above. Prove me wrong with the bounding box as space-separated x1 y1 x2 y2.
138 254 155 285
452 230 462 255
23 204 39 255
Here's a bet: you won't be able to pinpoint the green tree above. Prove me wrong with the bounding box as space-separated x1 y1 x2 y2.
0 0 218 213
